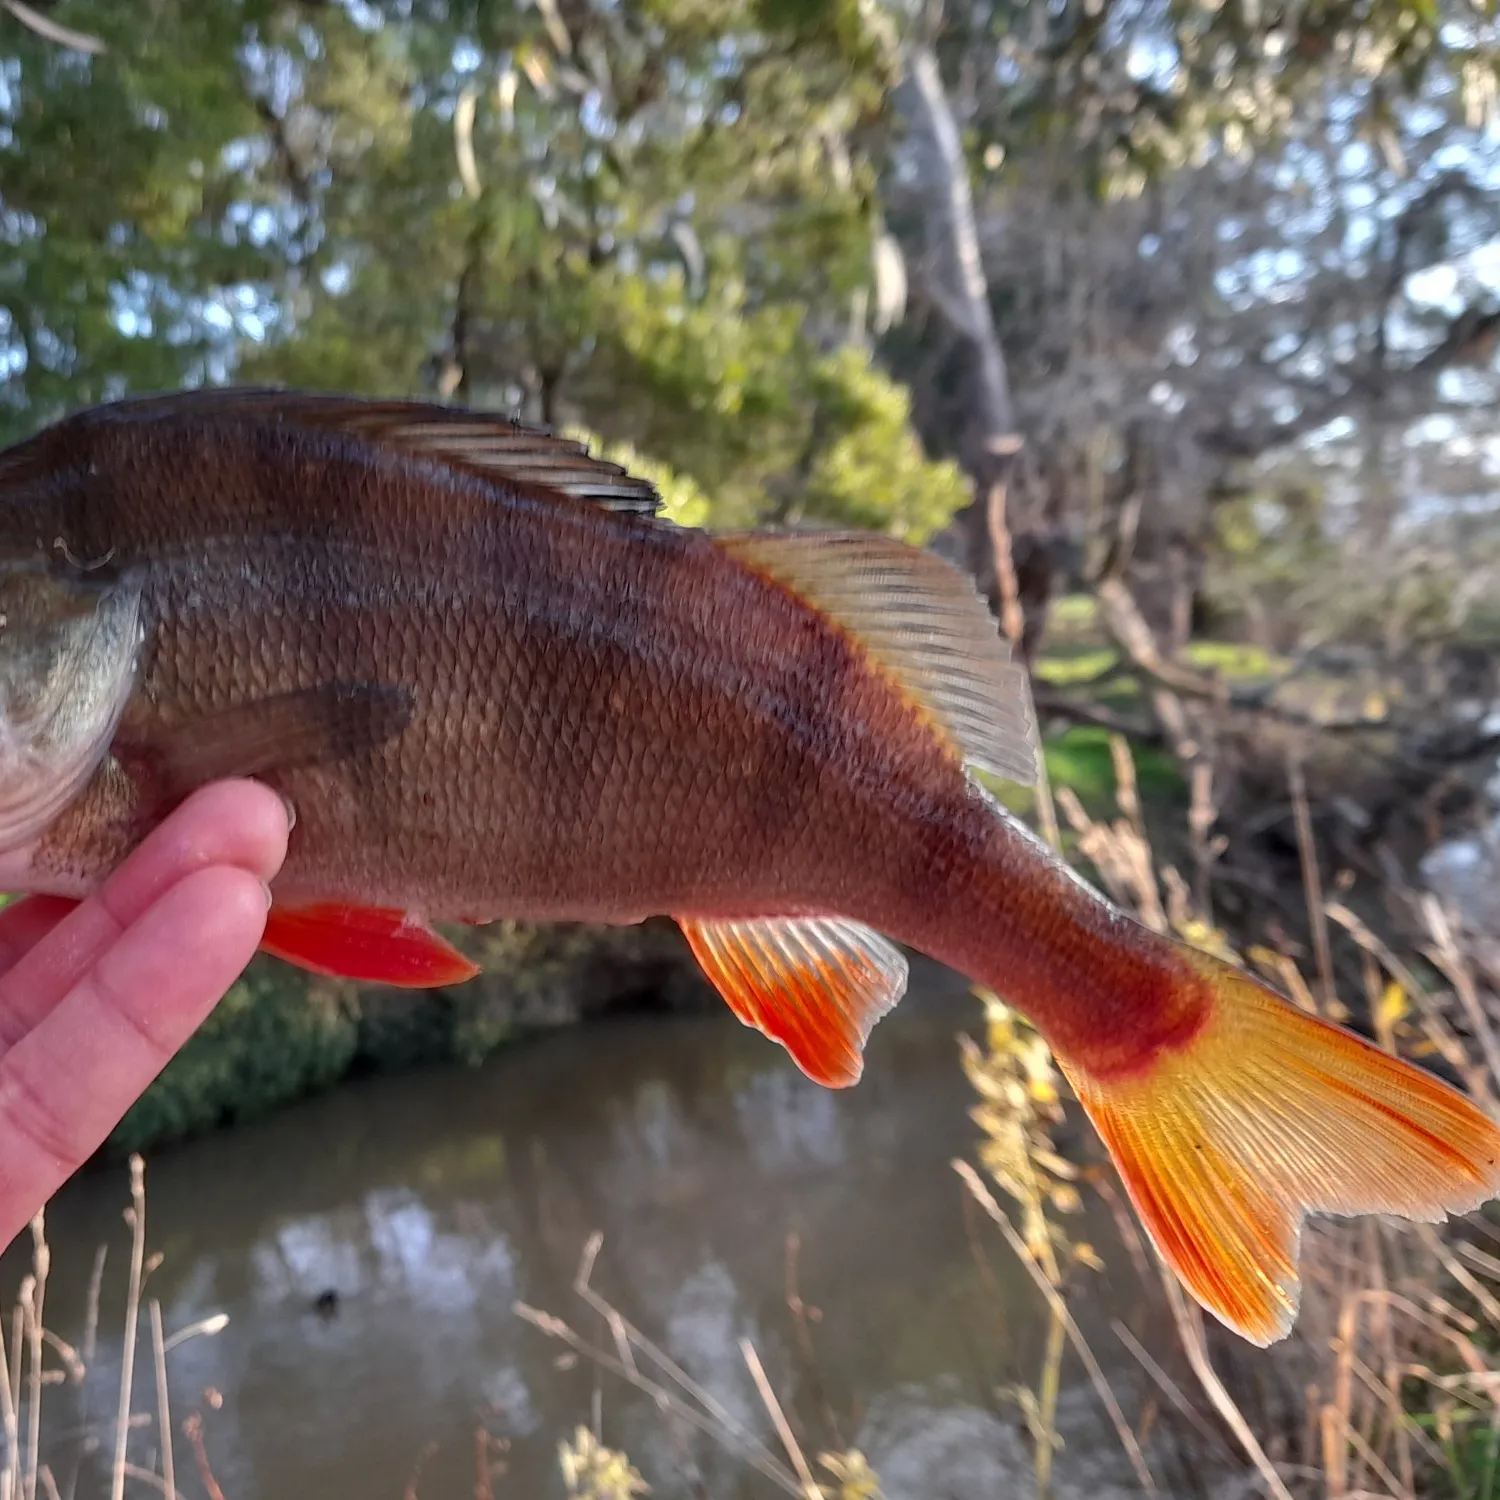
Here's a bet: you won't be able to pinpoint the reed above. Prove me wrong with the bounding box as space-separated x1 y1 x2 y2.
963 734 1500 1500
0 1158 230 1500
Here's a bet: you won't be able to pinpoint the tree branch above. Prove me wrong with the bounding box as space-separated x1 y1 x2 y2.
0 0 103 54
904 42 1018 448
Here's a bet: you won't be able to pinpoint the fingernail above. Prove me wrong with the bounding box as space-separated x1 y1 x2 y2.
279 795 297 833
259 881 274 912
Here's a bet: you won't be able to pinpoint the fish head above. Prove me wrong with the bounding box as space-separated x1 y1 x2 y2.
0 555 145 855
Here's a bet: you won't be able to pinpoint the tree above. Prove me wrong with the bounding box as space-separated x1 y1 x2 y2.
0 0 968 542
877 0 1500 664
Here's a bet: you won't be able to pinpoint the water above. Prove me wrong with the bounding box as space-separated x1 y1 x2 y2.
3 962 1156 1499
1421 711 1500 933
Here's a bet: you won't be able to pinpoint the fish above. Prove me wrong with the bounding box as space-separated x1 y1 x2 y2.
0 387 1495 1343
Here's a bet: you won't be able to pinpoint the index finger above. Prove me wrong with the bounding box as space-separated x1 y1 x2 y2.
0 863 272 1249
0 781 288 1051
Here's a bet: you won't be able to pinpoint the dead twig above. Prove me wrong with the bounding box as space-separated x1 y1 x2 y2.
740 1340 819 1500
181 1415 226 1500
0 0 104 54
954 1160 1159 1495
514 1301 804 1495
109 1158 147 1500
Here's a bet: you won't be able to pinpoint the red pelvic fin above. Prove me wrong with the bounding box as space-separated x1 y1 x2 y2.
261 902 480 988
678 914 908 1087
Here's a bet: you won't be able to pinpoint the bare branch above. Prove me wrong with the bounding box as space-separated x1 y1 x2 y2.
0 0 104 55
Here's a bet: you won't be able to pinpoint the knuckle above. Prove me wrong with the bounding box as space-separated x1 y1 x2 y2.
0 1065 83 1169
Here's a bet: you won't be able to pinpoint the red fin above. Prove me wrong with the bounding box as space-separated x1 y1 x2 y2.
678 915 908 1087
261 902 480 988
1058 948 1500 1345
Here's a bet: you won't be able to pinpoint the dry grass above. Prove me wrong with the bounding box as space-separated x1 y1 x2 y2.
515 1233 879 1498
520 736 1500 1499
0 1157 232 1500
1000 735 1500 1500
508 736 1500 1499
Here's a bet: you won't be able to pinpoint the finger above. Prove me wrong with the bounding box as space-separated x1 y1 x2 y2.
0 781 288 1049
0 865 270 1250
0 897 83 973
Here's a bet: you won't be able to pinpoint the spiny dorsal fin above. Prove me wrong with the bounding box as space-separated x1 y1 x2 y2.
678 913 909 1087
717 531 1038 785
83 388 663 516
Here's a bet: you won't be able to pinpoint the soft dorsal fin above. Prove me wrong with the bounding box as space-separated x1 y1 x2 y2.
678 913 908 1087
717 531 1038 785
85 388 663 516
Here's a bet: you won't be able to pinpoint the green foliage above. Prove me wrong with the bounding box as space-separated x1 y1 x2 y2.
1042 727 1182 814
571 431 714 528
2 0 963 542
985 726 1183 825
110 961 359 1153
1412 1405 1500 1500
105 921 696 1155
1032 646 1119 686
1182 639 1288 681
945 0 1497 201
801 347 971 542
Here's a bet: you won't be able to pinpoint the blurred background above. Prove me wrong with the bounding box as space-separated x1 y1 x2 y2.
5 1 1500 1497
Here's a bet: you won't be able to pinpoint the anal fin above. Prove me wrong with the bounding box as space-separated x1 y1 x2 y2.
262 902 480 988
678 914 908 1087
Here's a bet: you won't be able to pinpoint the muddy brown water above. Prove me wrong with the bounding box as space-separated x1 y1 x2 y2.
3 961 1165 1499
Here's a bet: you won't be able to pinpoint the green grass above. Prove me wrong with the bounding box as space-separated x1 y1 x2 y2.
1182 639 1289 680
1044 726 1182 808
1048 593 1100 632
1033 622 1286 692
1412 1408 1500 1500
1033 645 1119 685
987 725 1184 820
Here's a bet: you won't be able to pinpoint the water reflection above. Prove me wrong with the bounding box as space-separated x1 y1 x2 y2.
6 960 1154 1499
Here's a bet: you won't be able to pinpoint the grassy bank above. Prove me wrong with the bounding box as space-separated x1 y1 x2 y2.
109 918 710 1155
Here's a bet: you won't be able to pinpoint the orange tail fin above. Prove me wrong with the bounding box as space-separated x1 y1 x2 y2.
1058 951 1500 1345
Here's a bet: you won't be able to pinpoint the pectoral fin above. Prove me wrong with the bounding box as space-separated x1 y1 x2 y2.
678 914 908 1086
261 901 480 988
128 682 413 804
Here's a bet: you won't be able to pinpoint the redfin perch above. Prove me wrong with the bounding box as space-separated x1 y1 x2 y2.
0 389 1494 1343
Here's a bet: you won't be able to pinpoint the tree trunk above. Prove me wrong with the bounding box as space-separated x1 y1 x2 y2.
904 43 1045 656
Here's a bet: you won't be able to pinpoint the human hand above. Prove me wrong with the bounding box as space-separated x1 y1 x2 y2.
0 780 289 1248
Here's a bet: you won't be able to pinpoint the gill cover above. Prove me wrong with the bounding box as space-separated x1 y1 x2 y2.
0 558 144 854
